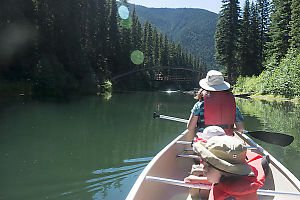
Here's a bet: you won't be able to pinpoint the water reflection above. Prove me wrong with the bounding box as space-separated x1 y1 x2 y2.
87 162 147 194
0 93 298 200
236 98 300 179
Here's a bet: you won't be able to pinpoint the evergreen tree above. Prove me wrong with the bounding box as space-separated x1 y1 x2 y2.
142 21 150 67
215 0 241 82
119 1 132 76
249 2 261 75
239 0 251 76
289 0 300 51
94 0 109 81
106 0 121 75
169 41 176 67
268 0 292 62
176 44 183 66
152 27 160 66
161 34 169 66
257 0 270 64
131 6 142 50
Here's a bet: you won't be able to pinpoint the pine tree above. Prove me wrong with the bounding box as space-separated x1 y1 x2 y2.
239 0 251 76
152 27 160 66
131 6 142 50
257 0 270 64
268 0 292 62
176 44 183 66
215 0 241 82
289 0 300 51
161 34 169 66
249 2 261 75
142 21 150 67
94 0 109 80
169 41 176 67
106 0 121 75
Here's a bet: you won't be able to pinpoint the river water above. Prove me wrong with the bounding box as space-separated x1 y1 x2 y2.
0 92 299 200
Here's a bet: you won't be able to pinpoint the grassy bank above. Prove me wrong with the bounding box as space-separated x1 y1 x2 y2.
233 51 300 102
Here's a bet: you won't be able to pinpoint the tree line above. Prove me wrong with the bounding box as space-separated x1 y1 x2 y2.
0 0 205 97
215 0 299 98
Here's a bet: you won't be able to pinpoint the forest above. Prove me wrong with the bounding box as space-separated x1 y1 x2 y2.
132 5 218 68
216 0 299 98
0 0 299 98
0 0 205 97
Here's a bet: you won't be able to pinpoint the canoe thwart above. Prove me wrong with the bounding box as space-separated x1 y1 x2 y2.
145 176 300 197
145 176 211 190
177 154 200 159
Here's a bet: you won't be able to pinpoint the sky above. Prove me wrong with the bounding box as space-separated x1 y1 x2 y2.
127 0 250 14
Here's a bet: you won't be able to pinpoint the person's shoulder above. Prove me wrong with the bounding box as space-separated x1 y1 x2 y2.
194 101 204 107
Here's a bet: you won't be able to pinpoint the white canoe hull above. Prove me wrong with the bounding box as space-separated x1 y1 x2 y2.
126 130 300 200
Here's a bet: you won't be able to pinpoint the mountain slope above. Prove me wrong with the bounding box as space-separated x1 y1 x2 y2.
131 5 218 67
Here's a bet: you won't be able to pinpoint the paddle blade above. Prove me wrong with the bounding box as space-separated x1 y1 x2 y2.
247 131 294 147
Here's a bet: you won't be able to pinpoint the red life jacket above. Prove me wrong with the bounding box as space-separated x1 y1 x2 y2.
204 91 236 135
209 151 266 200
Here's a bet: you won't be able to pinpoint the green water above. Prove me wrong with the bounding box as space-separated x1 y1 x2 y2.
0 92 299 200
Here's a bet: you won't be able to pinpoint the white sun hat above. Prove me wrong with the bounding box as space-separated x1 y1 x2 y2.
197 126 226 141
199 70 230 91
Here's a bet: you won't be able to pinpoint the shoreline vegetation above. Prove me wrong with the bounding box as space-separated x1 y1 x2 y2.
250 95 299 103
185 90 299 103
232 50 300 102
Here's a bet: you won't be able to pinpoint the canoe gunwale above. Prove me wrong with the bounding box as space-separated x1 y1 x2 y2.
126 130 300 199
235 131 300 192
125 129 189 200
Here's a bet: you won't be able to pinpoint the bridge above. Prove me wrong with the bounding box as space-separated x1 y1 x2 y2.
111 66 204 82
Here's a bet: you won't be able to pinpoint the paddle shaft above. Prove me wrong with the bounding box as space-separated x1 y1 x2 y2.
153 113 294 146
153 112 188 123
146 176 300 197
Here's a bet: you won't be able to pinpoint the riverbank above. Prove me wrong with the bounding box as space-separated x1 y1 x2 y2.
249 94 299 103
183 89 299 103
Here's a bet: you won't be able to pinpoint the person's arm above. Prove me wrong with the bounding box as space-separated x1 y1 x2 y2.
188 101 203 133
235 121 245 132
235 107 245 132
184 175 212 185
187 113 198 133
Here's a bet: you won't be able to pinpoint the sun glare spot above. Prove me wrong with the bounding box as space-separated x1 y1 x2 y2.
165 89 177 94
118 5 129 19
130 50 144 65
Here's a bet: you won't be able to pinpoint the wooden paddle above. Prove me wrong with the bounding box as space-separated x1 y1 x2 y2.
153 112 294 147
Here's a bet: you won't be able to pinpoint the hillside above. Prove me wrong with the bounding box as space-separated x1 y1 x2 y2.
131 5 218 68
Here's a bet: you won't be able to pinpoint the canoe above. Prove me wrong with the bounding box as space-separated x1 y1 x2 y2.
126 129 300 200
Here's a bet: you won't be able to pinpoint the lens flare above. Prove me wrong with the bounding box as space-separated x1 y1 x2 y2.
130 50 144 65
118 5 129 19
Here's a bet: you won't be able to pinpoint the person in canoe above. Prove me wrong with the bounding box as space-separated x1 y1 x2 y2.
187 126 226 198
187 70 245 136
189 135 266 200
